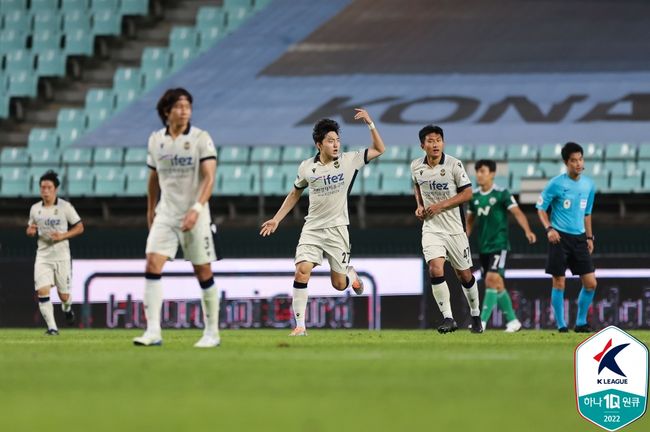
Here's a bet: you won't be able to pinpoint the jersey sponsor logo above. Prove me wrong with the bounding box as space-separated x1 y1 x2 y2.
310 173 345 185
563 199 572 209
477 206 491 216
419 179 449 190
42 218 61 227
159 154 194 166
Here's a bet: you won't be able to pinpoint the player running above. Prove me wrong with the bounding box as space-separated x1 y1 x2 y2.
411 125 482 334
27 170 84 335
466 159 536 332
133 88 220 347
260 109 384 336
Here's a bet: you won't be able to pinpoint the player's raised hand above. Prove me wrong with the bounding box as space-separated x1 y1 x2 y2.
26 224 37 237
181 209 199 232
353 108 372 125
525 231 537 244
260 219 278 237
415 206 425 221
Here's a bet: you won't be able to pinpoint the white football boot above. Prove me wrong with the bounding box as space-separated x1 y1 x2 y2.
504 319 522 333
194 334 221 348
133 330 162 346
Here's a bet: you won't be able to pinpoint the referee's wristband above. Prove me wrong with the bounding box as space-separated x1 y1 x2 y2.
545 226 554 233
586 236 595 241
367 122 376 131
191 202 204 213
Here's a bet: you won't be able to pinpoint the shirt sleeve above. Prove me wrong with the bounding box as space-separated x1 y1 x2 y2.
585 180 596 215
65 202 82 226
503 189 518 209
348 150 367 170
146 133 157 170
536 178 557 211
294 161 308 189
452 160 472 190
198 131 217 162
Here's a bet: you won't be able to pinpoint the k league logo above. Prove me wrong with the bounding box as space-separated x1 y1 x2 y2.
575 326 648 431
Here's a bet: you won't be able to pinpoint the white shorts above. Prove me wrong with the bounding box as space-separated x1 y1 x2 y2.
145 210 216 265
295 226 350 275
422 231 473 270
34 258 71 293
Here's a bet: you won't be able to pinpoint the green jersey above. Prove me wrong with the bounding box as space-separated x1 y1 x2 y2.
468 185 518 253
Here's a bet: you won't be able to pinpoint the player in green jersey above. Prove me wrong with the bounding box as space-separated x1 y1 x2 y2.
466 159 537 332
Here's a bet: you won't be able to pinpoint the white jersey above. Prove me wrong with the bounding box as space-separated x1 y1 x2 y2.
146 125 217 224
410 153 472 235
294 150 367 230
28 198 81 262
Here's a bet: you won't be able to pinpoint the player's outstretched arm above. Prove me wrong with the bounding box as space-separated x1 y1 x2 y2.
146 169 160 229
260 187 303 237
354 108 385 162
510 206 536 244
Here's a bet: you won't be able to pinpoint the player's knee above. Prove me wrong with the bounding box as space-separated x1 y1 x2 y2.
36 287 51 297
585 280 597 291
58 292 69 301
294 267 311 283
485 273 501 288
332 279 347 291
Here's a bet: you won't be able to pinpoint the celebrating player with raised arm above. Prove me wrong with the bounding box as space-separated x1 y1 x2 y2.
133 88 220 348
260 109 384 336
27 170 84 335
411 125 482 334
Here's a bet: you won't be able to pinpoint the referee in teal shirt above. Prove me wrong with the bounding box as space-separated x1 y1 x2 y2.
537 142 597 333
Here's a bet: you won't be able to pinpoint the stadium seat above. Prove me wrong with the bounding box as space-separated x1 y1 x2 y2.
57 108 87 134
508 162 544 178
114 88 139 111
584 161 608 178
170 47 195 71
86 107 111 130
58 128 83 147
539 143 562 161
93 147 124 165
474 144 506 161
31 0 59 11
276 163 300 191
0 0 27 12
1 146 29 165
63 10 92 33
2 11 31 32
120 0 149 15
378 163 411 195
196 7 227 29
124 147 148 164
7 71 38 97
381 146 410 163
0 30 27 54
65 166 94 196
0 93 8 120
281 146 313 163
538 161 565 177
224 0 252 29
36 49 67 77
113 67 143 92
63 29 94 56
28 147 61 166
169 27 199 51
198 27 224 52
85 88 115 111
605 142 637 160
355 163 380 195
32 11 62 32
95 166 126 196
124 165 149 195
445 144 473 162
92 10 122 36
637 143 650 160
62 147 93 165
592 174 609 193
32 30 63 53
91 0 119 12
603 161 626 177
609 175 643 193
492 175 510 190
61 0 89 12
218 164 256 195
28 128 59 150
582 143 604 161
507 143 539 161
4 49 35 73
142 67 166 90
141 47 171 71
0 167 32 197
219 146 250 164
250 146 282 164
259 165 287 195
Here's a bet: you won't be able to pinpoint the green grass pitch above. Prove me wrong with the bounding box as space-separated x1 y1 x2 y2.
1 329 648 432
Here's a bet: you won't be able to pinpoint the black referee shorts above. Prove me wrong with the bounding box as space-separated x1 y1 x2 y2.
545 230 595 276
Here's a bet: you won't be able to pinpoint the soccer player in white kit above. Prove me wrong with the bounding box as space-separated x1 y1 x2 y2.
133 88 220 348
260 109 385 336
26 170 84 335
410 125 482 334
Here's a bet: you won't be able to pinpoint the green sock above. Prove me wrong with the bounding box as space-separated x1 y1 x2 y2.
481 288 498 322
497 290 517 322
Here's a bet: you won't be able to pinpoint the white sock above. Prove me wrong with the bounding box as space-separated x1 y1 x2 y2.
200 281 220 338
38 297 58 330
431 281 453 319
292 285 308 328
61 296 72 313
144 276 163 334
462 277 481 317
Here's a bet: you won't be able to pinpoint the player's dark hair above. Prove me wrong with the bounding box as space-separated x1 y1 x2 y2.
418 125 444 143
39 170 60 188
312 119 340 144
561 142 583 162
475 159 497 173
156 88 193 126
